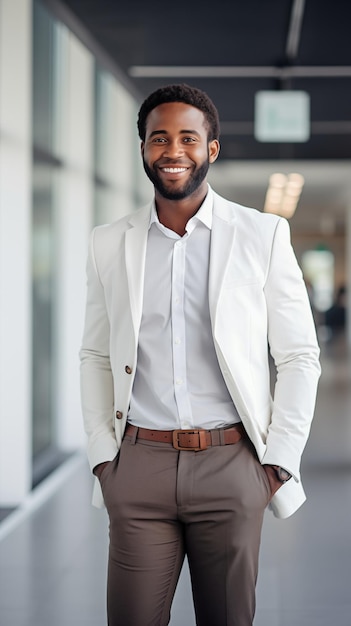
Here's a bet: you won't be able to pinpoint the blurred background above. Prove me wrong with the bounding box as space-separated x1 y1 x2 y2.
0 1 350 624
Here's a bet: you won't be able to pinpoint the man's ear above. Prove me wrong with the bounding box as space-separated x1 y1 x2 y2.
209 139 220 164
140 141 145 156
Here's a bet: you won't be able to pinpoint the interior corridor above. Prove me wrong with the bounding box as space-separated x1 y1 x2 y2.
0 334 350 626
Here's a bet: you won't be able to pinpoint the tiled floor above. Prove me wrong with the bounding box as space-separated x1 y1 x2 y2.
1 334 351 625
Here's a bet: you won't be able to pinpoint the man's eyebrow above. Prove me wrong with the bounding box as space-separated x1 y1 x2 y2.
180 129 201 136
148 129 201 138
149 130 167 137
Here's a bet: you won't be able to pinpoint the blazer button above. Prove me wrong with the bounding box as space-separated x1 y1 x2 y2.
125 365 132 375
116 410 123 420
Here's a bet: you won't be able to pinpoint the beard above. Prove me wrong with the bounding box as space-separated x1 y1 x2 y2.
142 156 210 201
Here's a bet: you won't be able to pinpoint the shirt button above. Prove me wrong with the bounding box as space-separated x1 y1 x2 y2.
176 378 183 385
116 410 123 419
174 337 181 345
125 365 132 374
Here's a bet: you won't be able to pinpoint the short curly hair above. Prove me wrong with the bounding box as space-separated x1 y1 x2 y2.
137 83 220 142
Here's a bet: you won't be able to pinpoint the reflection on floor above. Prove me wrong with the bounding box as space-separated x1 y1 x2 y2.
0 336 351 626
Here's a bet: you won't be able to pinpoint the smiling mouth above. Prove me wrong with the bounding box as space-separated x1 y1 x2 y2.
160 167 189 174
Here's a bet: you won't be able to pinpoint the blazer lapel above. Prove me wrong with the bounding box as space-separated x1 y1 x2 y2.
209 194 237 332
208 194 255 427
124 205 151 334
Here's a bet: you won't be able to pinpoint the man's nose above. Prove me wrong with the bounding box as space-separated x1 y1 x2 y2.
163 140 184 157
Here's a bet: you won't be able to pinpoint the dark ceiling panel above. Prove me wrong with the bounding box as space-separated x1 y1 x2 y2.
298 0 351 65
54 0 351 160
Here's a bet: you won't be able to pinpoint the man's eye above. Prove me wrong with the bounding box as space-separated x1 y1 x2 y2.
152 137 167 143
183 137 196 143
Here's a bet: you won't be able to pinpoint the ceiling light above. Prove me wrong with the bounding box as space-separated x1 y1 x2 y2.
263 172 304 218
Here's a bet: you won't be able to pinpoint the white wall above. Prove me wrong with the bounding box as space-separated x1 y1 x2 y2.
0 0 33 505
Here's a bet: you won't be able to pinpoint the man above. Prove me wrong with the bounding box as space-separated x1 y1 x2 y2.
80 84 321 626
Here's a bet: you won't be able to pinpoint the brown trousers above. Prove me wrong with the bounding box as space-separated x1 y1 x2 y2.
99 431 271 626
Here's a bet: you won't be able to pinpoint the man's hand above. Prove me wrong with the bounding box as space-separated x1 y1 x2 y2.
263 464 285 498
93 461 111 481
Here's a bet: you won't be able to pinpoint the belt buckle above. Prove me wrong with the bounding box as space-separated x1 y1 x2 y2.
172 429 207 451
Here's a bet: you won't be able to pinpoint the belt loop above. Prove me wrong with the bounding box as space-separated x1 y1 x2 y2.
129 425 138 445
210 428 220 446
219 428 226 446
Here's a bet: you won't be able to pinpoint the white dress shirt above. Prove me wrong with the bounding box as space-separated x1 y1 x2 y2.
127 186 241 431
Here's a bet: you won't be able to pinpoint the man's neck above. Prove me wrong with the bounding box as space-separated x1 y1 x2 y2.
155 186 208 237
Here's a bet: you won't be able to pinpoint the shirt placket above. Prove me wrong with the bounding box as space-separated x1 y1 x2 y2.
171 238 193 428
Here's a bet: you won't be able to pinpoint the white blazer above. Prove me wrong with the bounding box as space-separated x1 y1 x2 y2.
80 188 321 519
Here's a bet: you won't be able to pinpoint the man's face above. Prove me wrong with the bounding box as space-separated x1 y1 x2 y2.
141 102 219 201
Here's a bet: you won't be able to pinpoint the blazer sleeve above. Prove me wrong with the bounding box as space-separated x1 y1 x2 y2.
261 217 321 478
79 228 118 472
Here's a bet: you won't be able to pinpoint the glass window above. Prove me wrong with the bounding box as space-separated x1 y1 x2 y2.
301 248 334 313
93 64 118 224
32 1 65 484
33 0 56 154
32 165 55 461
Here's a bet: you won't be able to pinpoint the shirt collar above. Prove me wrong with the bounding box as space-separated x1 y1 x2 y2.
149 184 214 231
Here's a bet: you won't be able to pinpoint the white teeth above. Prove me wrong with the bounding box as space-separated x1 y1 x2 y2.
162 167 187 173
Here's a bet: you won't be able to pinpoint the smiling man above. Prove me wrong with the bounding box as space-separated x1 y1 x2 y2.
141 100 217 212
80 84 321 626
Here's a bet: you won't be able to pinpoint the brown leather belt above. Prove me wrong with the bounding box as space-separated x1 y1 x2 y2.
124 423 246 452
